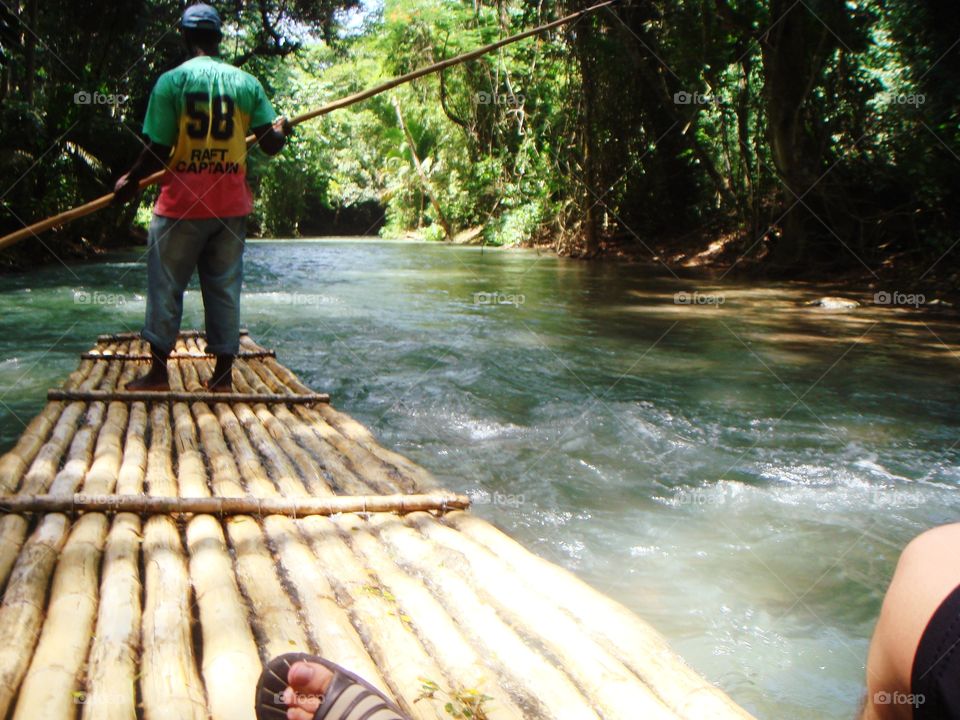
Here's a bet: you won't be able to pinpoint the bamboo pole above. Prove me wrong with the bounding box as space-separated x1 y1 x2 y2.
371 514 602 720
81 350 276 361
335 513 527 720
0 514 70 719
48 389 331 405
82 513 143 720
98 330 249 342
298 514 450 720
445 512 757 720
12 513 108 720
405 512 677 719
0 493 468 516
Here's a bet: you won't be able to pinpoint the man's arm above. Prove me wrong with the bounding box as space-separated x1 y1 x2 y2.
113 139 172 204
252 116 292 157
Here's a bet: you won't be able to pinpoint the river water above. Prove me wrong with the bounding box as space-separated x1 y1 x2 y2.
2 239 959 719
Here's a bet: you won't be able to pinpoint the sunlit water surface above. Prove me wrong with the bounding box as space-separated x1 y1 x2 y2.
2 239 959 719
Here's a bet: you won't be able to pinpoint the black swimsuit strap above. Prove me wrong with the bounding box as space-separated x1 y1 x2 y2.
912 583 960 719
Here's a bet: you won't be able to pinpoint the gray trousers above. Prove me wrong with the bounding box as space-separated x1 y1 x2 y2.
141 214 246 356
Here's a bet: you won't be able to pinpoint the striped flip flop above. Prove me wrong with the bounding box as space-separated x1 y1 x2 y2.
255 652 409 720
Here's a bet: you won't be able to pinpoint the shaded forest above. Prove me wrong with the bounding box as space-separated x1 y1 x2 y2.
1 0 958 278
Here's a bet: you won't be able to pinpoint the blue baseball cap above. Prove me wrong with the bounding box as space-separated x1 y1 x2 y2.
181 4 222 31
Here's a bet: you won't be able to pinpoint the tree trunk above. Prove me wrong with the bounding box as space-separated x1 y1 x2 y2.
392 98 455 242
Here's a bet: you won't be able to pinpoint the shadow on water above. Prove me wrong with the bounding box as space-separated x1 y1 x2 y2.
2 239 959 719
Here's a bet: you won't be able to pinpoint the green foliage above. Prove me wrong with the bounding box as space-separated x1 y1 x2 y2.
1 0 956 275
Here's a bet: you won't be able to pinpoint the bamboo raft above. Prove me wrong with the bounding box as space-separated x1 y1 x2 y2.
0 332 755 720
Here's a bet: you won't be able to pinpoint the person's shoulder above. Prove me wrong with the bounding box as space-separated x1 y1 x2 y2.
228 63 267 90
153 61 192 92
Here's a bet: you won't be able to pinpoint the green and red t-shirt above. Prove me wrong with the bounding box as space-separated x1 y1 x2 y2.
142 56 277 219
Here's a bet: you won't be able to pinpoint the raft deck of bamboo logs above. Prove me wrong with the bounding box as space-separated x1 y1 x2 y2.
0 331 756 720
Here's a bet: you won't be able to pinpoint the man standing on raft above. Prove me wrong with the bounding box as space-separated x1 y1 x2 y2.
113 2 290 392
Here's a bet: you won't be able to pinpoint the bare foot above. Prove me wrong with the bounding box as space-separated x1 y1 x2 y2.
125 369 169 392
283 661 334 720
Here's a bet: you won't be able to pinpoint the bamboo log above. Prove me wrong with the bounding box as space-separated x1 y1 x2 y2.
0 401 64 493
0 515 27 592
48 389 331 405
298 515 450 720
0 514 70 719
335 514 527 720
445 512 757 719
172 357 309 710
140 401 207 720
115 400 148 495
234 356 383 494
82 513 143 720
294 406 411 495
406 512 677 719
18 402 89 495
81 358 138 496
315 403 437 490
264 516 390 692
186 515 261 720
230 397 312 499
236 360 413 493
225 516 313 659
12 513 109 720
140 516 208 720
371 514 601 720
230 369 337 497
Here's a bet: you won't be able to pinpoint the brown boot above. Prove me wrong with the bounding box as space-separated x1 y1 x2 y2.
202 354 234 393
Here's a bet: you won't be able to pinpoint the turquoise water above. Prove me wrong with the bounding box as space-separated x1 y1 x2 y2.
2 239 959 718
